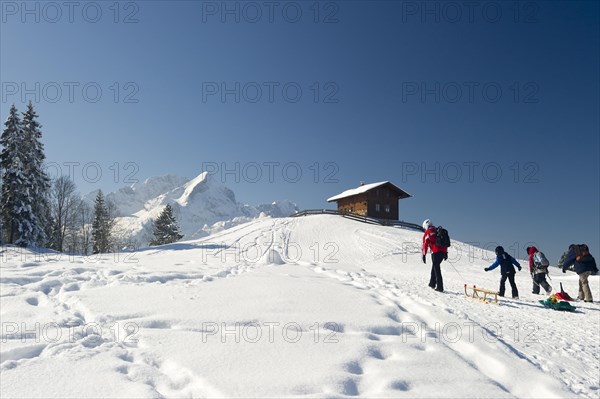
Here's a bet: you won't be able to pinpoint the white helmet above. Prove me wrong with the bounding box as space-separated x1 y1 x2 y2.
422 219 432 230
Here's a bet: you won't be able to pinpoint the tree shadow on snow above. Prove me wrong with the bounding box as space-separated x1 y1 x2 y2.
138 243 231 254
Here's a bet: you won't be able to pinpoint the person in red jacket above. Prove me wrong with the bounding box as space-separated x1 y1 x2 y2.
422 219 448 292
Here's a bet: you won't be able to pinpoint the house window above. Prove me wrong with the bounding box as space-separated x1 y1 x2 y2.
385 205 390 213
375 204 380 212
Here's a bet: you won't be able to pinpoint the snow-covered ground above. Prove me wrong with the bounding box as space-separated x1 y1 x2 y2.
1 215 599 398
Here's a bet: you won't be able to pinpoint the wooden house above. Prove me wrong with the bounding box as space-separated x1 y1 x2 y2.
327 181 411 220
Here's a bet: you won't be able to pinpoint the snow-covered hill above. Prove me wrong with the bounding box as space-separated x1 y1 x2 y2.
1 215 599 398
87 172 298 246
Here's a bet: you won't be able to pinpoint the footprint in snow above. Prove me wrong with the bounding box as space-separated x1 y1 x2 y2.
339 378 360 396
390 380 411 391
117 352 134 363
343 361 364 375
25 297 39 306
367 346 387 360
385 311 401 323
141 320 172 329
368 325 402 336
62 283 80 292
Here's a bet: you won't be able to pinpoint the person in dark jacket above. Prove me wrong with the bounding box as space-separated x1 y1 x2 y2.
527 246 552 295
422 219 448 292
484 246 522 298
562 244 598 302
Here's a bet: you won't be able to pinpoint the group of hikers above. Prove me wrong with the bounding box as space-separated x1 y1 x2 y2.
421 219 598 303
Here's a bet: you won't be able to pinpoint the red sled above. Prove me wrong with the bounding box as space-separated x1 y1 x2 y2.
554 283 574 302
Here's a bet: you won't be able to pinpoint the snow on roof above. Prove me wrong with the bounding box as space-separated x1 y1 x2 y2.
327 181 411 202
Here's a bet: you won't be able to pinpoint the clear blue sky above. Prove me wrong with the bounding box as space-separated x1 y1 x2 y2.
1 1 598 264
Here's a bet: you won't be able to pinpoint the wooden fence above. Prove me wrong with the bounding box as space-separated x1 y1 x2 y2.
290 209 424 231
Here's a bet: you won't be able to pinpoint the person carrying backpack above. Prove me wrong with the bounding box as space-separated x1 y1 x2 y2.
422 219 448 292
527 246 552 295
484 246 522 298
562 244 598 303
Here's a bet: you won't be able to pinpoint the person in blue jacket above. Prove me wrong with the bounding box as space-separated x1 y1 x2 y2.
562 244 598 303
484 246 522 298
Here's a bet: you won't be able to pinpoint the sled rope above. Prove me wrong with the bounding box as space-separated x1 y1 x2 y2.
446 258 465 280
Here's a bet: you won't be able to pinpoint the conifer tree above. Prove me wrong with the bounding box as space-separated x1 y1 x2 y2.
0 105 39 246
21 102 50 245
92 190 112 253
0 105 22 243
149 204 183 246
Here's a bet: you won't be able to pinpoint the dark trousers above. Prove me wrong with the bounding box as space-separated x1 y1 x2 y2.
532 273 551 294
429 252 445 291
499 273 518 298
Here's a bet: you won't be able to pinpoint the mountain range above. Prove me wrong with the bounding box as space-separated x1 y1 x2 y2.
86 172 298 247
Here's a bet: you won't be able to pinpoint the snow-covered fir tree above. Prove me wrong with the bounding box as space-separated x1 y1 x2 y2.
21 102 51 245
92 190 112 253
149 204 184 246
0 105 40 246
0 104 51 247
0 105 22 243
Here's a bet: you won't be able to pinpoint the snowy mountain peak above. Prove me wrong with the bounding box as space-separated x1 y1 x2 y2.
176 171 235 207
97 172 298 246
132 174 190 194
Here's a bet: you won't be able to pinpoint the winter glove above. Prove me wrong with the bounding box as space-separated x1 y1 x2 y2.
422 255 426 264
518 267 522 271
484 268 489 272
443 253 448 260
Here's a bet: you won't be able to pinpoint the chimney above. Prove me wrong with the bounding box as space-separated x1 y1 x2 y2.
360 181 365 186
